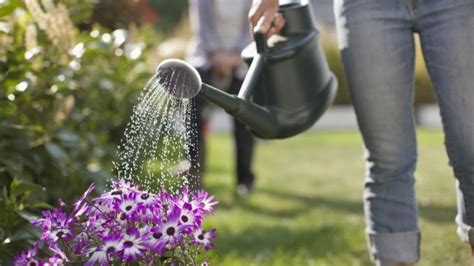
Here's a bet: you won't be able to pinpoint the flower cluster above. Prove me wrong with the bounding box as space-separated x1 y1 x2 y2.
24 0 77 54
13 180 218 265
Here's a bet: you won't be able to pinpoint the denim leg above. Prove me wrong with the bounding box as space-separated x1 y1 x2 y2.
334 0 420 263
417 0 474 245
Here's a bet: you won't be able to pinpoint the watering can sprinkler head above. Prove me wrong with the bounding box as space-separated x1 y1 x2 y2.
156 59 202 99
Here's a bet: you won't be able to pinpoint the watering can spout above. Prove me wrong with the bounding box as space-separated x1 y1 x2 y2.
200 82 280 138
155 58 280 138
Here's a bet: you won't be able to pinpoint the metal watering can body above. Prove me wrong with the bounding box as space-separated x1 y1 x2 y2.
156 2 337 139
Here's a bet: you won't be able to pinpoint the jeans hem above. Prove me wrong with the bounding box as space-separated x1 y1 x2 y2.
366 230 420 264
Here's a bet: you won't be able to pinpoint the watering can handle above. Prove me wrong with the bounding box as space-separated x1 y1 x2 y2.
237 33 267 100
254 32 268 54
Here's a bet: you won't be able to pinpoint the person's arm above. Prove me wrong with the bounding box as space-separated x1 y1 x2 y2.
248 0 285 36
189 0 220 53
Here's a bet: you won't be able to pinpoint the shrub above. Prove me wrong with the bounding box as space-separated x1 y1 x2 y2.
0 0 156 262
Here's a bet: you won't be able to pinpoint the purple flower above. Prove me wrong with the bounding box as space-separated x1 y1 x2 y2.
178 202 202 230
48 243 68 262
112 179 140 190
195 190 219 214
44 256 64 266
72 183 95 217
89 197 114 215
15 181 218 264
118 228 146 262
172 186 201 212
93 180 138 208
71 232 90 256
12 241 41 266
113 192 139 221
137 192 159 206
33 209 73 245
155 206 188 250
145 225 165 254
136 192 160 221
193 228 216 251
85 234 123 266
109 180 140 195
157 190 172 208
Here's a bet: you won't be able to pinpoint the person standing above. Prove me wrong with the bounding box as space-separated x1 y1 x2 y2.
249 0 474 265
186 0 257 196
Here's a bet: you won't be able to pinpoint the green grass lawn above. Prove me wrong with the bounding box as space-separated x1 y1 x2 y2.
201 129 470 265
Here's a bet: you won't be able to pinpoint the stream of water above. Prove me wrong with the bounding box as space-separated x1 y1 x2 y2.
113 70 199 193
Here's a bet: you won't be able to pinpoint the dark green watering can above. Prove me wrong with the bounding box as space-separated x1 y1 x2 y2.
156 2 337 139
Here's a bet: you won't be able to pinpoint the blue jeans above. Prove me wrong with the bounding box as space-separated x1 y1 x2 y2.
334 0 474 263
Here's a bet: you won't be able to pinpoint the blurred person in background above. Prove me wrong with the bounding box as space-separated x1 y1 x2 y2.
249 0 474 265
186 0 257 197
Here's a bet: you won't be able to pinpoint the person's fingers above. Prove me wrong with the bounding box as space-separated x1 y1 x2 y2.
273 13 285 32
254 9 280 34
265 14 285 36
248 1 266 28
254 13 285 37
266 26 278 37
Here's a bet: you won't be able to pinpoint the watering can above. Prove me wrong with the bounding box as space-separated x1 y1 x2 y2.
156 2 337 139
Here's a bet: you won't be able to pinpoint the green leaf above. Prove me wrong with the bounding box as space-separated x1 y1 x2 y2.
0 0 23 18
29 200 53 209
16 211 39 223
10 179 46 198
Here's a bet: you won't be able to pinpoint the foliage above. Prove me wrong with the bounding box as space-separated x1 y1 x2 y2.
0 179 50 263
149 0 188 34
0 0 156 263
91 0 145 30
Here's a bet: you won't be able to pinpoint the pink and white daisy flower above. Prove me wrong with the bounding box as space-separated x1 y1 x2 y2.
113 192 139 222
119 228 146 262
156 206 188 250
33 209 74 245
85 234 123 266
172 186 202 212
44 256 64 266
144 225 165 254
193 228 216 251
136 192 160 221
12 241 41 266
178 202 202 229
72 183 95 218
195 190 219 214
